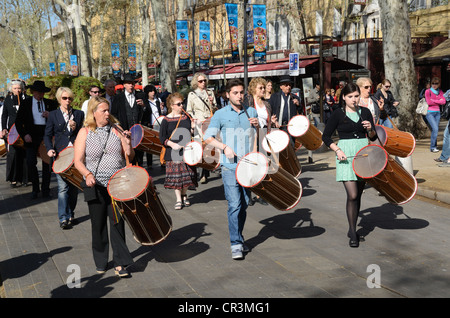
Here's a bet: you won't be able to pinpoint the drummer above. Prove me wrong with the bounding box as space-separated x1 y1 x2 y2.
159 92 197 210
44 87 84 229
74 96 134 277
322 83 378 248
204 79 259 260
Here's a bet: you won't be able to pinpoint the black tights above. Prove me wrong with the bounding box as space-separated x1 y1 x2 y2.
343 181 365 237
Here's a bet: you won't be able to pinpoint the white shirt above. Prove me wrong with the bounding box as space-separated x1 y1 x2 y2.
148 98 161 125
126 91 135 108
32 98 46 125
255 100 268 128
81 98 91 117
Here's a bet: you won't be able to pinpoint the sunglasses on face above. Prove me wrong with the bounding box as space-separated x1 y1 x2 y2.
432 82 439 85
384 85 391 88
61 96 73 101
363 85 372 89
198 79 207 83
172 102 183 107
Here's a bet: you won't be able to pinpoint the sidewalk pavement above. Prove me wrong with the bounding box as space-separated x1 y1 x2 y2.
0 119 449 299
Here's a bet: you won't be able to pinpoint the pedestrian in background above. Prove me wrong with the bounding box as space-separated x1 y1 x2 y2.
424 77 446 153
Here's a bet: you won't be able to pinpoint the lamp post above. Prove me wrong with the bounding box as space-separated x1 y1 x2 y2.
187 0 197 75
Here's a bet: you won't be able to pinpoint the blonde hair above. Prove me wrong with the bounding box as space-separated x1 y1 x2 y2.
248 77 267 96
55 87 74 104
190 72 208 90
356 77 372 88
84 96 119 131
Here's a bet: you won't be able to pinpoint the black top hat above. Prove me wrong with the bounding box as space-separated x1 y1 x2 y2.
122 73 135 83
29 80 51 92
279 75 293 84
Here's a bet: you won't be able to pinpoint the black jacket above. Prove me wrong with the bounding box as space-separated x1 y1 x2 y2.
110 91 149 130
268 91 303 125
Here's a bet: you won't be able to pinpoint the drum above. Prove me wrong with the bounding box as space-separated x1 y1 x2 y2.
183 140 220 171
375 125 416 157
262 130 301 178
352 144 417 205
236 152 302 211
7 124 24 148
52 146 83 191
0 139 6 157
130 124 163 155
108 166 172 246
287 115 323 151
38 141 51 165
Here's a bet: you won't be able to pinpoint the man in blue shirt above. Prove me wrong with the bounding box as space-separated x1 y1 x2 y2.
204 79 259 260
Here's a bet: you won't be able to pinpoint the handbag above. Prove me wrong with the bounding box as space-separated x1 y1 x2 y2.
416 98 428 116
441 101 450 120
82 128 111 202
160 115 182 165
311 102 320 114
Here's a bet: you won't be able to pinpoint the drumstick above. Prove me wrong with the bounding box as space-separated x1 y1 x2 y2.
345 154 369 159
110 122 130 139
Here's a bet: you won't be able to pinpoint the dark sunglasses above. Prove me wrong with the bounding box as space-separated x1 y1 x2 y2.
363 85 372 89
384 85 391 88
90 90 100 94
172 102 183 106
198 79 207 83
61 96 73 101
432 82 439 85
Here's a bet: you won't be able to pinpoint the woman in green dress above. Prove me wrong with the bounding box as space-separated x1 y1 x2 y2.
322 83 378 248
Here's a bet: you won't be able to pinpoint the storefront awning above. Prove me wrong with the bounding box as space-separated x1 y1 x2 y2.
414 39 450 65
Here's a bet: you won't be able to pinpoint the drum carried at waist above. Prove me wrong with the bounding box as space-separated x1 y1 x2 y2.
262 130 301 178
0 139 6 157
183 140 220 171
52 146 83 191
130 124 163 155
236 152 302 211
108 166 172 246
7 124 24 149
38 141 51 165
352 144 417 205
287 115 323 151
375 125 415 158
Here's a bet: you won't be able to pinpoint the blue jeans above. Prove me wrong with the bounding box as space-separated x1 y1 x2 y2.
378 117 393 129
56 174 78 223
426 111 441 150
221 167 251 247
439 121 450 161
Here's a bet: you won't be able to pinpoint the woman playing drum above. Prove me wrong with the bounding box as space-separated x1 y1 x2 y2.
322 83 378 248
74 96 134 277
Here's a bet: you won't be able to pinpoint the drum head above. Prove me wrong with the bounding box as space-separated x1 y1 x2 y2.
352 145 388 179
236 152 268 188
130 124 144 149
262 130 289 153
183 141 203 166
287 115 309 137
7 124 20 145
152 116 165 131
108 166 150 201
53 146 75 174
375 125 387 146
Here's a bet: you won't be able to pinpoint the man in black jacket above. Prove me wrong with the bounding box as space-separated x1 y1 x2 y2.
15 81 58 199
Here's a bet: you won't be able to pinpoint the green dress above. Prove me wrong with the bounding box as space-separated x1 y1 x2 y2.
335 112 368 182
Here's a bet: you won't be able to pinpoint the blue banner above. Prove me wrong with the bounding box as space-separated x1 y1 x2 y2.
198 21 211 69
252 4 267 64
49 63 56 76
60 63 66 74
32 68 37 77
176 20 190 70
111 43 121 76
70 55 78 76
225 3 239 63
128 43 137 75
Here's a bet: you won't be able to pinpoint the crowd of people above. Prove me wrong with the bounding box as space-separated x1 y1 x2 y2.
0 72 449 273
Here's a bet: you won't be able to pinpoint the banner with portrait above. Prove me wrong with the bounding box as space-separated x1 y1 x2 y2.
60 63 66 74
198 21 211 69
70 55 78 76
128 43 137 75
111 43 121 77
49 63 56 76
252 4 267 64
176 20 190 70
225 3 240 63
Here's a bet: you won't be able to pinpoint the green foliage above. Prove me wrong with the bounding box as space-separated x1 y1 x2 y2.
27 75 103 109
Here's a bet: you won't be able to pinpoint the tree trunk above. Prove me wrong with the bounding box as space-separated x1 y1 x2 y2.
138 0 151 87
378 0 425 137
150 0 176 92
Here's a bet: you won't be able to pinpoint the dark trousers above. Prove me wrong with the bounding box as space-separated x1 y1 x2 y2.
26 126 51 194
87 186 133 270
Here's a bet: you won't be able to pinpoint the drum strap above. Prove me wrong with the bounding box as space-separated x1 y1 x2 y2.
192 91 213 117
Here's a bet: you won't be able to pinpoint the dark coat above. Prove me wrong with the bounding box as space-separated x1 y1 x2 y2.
44 108 85 154
110 91 149 130
268 91 304 125
1 94 27 131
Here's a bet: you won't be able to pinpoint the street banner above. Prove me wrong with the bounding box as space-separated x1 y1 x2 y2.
128 43 137 75
70 55 78 76
198 21 211 69
289 53 299 76
111 43 121 76
32 68 37 77
225 3 240 63
252 4 267 64
42 69 47 76
176 20 190 70
60 63 66 74
49 63 56 76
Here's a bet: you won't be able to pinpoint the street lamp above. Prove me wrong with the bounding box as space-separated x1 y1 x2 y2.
187 0 197 75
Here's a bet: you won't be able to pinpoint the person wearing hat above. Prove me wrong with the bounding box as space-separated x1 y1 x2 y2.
110 73 149 166
268 75 303 138
15 80 58 199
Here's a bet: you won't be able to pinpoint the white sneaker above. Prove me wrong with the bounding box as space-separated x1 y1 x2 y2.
231 245 244 260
